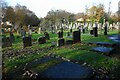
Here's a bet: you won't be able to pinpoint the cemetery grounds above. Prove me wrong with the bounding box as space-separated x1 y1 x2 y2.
1 29 120 79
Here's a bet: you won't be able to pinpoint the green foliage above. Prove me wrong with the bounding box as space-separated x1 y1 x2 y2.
99 17 104 24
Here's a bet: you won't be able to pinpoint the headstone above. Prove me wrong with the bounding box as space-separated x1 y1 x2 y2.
82 28 85 34
58 38 65 47
23 37 32 48
70 28 72 33
28 25 32 37
94 27 98 37
9 32 15 42
38 27 41 34
66 40 73 45
38 37 46 44
44 32 50 40
58 31 63 38
90 30 94 35
21 29 26 38
104 22 107 35
73 31 81 43
2 37 12 48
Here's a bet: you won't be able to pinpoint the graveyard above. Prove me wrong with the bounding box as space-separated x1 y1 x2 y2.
1 0 120 79
1 27 120 79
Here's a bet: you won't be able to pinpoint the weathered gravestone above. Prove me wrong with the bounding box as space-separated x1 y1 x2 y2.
2 37 12 48
38 37 46 44
58 31 63 38
10 32 15 42
58 38 65 47
21 29 26 38
28 25 32 37
73 31 81 43
23 37 32 48
44 32 50 40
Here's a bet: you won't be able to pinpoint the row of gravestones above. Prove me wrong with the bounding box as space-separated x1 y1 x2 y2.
2 29 81 48
89 26 107 37
1 32 50 48
57 29 81 47
23 32 50 48
23 29 81 48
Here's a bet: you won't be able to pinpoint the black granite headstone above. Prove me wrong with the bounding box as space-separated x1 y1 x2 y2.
38 37 46 44
82 29 85 34
104 23 107 35
90 30 93 35
23 37 32 48
70 29 72 33
58 31 63 38
93 27 98 37
73 31 81 43
58 38 65 47
2 37 12 48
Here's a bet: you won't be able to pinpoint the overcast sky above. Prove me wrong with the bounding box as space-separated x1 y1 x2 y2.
6 0 119 18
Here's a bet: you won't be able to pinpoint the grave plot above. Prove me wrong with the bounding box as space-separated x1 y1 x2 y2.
91 47 114 55
42 61 93 78
87 42 116 47
109 34 120 43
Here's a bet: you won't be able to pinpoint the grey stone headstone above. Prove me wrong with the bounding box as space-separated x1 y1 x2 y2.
10 32 15 42
21 29 26 38
2 37 12 48
23 37 32 48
